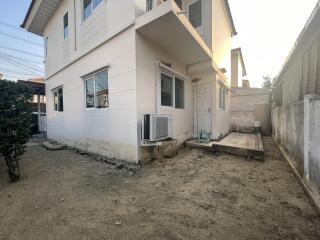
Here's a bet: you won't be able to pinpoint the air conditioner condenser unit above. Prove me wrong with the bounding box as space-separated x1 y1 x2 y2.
142 114 173 142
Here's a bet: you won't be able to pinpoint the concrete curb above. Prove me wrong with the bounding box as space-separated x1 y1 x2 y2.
274 138 320 217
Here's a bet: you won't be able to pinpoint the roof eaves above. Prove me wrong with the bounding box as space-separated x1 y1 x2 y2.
223 0 237 36
21 0 36 29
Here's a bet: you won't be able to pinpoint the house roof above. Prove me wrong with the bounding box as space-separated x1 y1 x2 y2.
223 0 237 36
21 0 61 36
232 47 247 76
22 0 237 36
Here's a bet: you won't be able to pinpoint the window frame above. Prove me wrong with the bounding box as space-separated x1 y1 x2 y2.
52 86 64 112
84 68 109 110
44 37 48 58
63 12 69 39
159 65 186 110
82 0 105 22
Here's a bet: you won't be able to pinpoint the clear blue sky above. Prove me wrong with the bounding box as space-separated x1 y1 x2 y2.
0 0 44 81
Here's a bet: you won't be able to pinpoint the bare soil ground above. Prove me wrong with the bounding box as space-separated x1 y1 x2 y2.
0 137 319 240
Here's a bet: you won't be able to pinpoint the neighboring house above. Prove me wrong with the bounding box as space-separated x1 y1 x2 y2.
272 2 320 206
231 48 246 88
230 49 271 134
22 0 237 163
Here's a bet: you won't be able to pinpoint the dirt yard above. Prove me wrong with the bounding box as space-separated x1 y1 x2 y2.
0 137 319 240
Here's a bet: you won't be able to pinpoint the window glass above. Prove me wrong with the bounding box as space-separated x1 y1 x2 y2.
86 78 95 108
146 0 153 12
93 0 103 9
95 70 108 108
161 73 173 107
219 84 226 110
83 0 92 20
63 12 69 39
189 0 202 28
54 91 58 111
175 78 184 109
58 88 64 112
53 87 63 112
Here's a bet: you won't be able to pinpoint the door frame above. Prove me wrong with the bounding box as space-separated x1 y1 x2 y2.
193 80 212 138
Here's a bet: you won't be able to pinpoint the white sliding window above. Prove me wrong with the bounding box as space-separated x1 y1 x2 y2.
85 69 109 109
53 87 64 112
160 69 185 109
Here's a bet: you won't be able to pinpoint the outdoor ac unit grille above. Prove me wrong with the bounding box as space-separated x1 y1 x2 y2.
142 114 172 142
153 116 169 139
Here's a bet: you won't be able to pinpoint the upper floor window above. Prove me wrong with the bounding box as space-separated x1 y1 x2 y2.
63 12 69 39
53 87 64 112
189 0 202 28
146 0 153 12
85 68 109 109
83 0 104 21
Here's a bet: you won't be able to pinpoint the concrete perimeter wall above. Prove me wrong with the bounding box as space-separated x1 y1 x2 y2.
231 88 271 134
272 95 320 206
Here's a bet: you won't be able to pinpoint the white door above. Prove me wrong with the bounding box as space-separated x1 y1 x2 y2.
188 0 204 36
193 82 212 137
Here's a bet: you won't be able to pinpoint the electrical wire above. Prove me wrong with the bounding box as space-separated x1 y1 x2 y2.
0 32 42 47
0 68 43 77
0 54 44 74
0 44 43 58
0 22 26 33
0 51 43 65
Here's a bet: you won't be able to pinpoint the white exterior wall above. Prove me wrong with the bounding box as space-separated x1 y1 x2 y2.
44 0 139 162
46 28 139 162
38 0 234 163
213 78 231 139
135 33 194 159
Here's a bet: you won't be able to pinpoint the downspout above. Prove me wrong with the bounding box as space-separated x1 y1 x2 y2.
156 60 161 113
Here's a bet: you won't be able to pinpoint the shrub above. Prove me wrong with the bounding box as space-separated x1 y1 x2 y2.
0 80 33 181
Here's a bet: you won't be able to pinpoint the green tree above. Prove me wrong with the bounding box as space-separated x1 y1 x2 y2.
0 80 33 181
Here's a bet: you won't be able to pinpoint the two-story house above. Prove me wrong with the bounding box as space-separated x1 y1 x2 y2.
22 0 237 163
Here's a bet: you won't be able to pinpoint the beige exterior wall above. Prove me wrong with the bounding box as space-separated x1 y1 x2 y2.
43 0 135 78
212 0 232 82
46 27 139 162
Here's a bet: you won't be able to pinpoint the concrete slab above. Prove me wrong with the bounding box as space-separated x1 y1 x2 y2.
185 133 264 160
